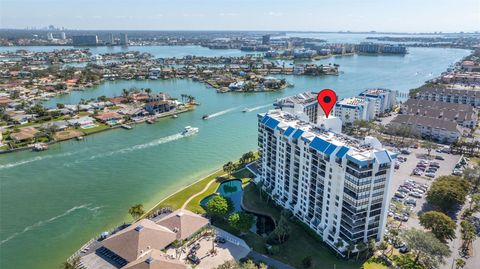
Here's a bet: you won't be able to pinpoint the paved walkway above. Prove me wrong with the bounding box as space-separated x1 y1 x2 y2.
248 251 296 269
181 178 218 209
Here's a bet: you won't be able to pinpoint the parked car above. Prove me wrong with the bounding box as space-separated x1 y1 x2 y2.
410 192 422 198
395 192 406 199
413 170 422 176
425 173 435 178
215 237 226 244
398 187 410 194
399 246 410 253
187 254 200 265
435 156 445 160
405 198 417 206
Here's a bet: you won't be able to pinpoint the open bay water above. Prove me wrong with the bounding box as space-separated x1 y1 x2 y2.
0 42 470 269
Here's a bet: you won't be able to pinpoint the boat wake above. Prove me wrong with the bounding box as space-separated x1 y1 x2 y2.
66 133 184 165
0 204 102 246
245 104 271 112
207 106 240 119
0 149 88 170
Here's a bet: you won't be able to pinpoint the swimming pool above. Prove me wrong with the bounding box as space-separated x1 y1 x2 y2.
81 124 97 129
106 120 119 125
200 179 243 212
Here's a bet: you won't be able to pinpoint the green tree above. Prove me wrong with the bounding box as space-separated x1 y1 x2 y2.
128 204 145 220
205 195 232 219
460 220 476 252
455 258 466 269
402 228 451 268
426 176 470 212
421 139 438 156
56 103 65 109
302 256 313 268
356 242 366 261
419 211 456 242
228 212 255 233
272 214 290 244
223 161 235 176
346 241 355 259
61 257 84 269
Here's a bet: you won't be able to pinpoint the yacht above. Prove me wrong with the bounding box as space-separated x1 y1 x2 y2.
182 126 199 136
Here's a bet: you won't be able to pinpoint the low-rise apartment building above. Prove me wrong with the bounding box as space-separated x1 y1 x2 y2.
389 114 462 143
414 86 480 107
401 99 477 128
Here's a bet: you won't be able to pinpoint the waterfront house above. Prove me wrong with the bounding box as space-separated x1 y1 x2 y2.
68 116 95 127
145 101 173 115
41 120 69 131
95 111 123 123
9 127 39 142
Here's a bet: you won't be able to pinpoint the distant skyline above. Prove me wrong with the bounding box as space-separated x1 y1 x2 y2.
1 0 479 32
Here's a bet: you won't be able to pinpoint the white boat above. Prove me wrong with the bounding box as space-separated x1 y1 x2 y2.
181 126 199 136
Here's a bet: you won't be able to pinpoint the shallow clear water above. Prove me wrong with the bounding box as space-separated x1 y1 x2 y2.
0 42 470 269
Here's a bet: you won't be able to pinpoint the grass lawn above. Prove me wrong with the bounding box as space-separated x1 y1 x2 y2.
241 183 362 269
80 124 110 134
363 261 388 269
151 169 226 213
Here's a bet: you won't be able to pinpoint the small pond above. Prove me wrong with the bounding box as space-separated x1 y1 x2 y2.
200 179 243 212
200 179 276 235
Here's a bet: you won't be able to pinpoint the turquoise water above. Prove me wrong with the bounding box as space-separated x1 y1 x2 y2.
200 179 243 212
0 43 470 269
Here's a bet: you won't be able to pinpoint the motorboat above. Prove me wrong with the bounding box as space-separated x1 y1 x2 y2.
202 114 209 120
242 108 249 113
181 126 199 136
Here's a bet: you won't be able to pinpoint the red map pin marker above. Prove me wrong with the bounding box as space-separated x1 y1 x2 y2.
317 89 337 118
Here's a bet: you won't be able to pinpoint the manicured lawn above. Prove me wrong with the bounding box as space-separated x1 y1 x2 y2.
151 169 226 213
242 183 362 269
363 262 388 269
79 124 109 134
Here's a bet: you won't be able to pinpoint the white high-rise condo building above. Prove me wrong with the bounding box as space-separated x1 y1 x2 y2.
334 96 375 124
257 109 396 254
358 88 397 116
274 92 321 124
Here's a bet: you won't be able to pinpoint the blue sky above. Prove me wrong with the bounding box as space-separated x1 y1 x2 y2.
0 0 479 32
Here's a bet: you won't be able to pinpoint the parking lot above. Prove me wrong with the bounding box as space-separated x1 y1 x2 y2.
387 147 462 229
166 228 250 269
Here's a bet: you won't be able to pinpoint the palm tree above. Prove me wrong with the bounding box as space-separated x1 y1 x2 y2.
346 241 355 259
122 88 129 98
456 258 466 269
210 228 217 253
223 162 237 176
128 204 145 220
61 257 83 269
172 240 182 259
367 238 376 258
356 242 366 261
